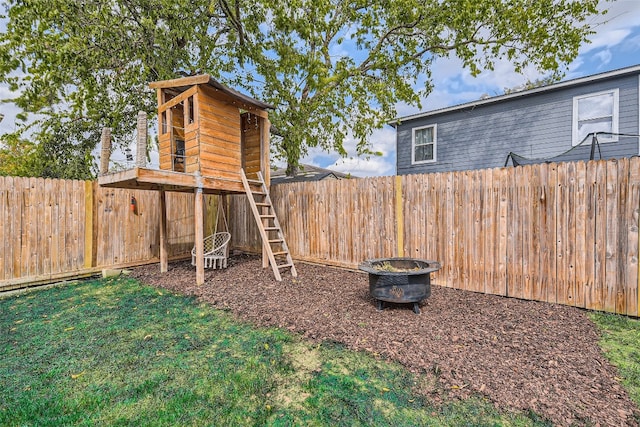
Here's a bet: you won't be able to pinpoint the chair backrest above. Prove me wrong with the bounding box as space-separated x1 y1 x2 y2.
210 232 231 256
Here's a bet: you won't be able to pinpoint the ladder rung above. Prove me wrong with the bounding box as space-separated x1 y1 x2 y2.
255 202 270 207
246 179 262 184
268 239 284 243
260 214 276 218
272 251 288 256
264 226 279 231
252 191 266 196
277 263 293 269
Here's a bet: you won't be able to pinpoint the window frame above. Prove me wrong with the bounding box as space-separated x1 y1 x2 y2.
572 88 619 146
411 124 437 165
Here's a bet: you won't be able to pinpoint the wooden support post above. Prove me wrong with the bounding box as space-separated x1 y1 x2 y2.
221 194 230 259
159 190 168 273
99 127 112 175
262 203 269 268
194 187 205 285
261 116 271 185
260 116 271 269
136 111 147 167
395 175 405 257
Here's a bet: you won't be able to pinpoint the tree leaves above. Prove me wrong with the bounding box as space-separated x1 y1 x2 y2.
0 0 602 177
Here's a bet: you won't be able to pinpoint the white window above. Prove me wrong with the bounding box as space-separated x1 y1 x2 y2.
572 89 619 146
412 124 437 164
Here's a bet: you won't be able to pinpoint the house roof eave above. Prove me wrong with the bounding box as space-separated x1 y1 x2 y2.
389 64 640 126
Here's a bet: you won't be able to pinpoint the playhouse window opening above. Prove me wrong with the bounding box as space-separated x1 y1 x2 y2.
161 111 168 134
188 96 195 124
173 138 185 172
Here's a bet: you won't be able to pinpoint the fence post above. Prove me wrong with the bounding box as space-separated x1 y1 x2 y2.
99 127 112 175
194 186 205 285
159 190 168 273
395 175 404 257
136 111 147 168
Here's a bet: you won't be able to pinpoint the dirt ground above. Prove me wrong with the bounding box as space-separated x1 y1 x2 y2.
130 254 639 426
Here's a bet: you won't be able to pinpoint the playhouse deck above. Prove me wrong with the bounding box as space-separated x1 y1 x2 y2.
97 167 260 195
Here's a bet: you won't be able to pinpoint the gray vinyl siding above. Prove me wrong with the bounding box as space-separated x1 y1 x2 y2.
396 73 639 175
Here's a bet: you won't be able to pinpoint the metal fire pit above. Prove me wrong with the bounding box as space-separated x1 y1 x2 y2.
359 257 441 314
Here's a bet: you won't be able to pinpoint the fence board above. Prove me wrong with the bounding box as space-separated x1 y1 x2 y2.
627 160 640 317
483 169 498 295
495 167 509 296
431 173 444 284
556 162 569 305
12 177 23 279
506 167 519 298
584 161 598 310
605 160 619 313
616 158 629 315
547 164 559 304
530 165 543 302
468 170 481 293
574 162 587 308
593 161 607 311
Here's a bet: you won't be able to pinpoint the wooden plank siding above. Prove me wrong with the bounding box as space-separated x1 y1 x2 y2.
196 87 242 181
241 112 262 177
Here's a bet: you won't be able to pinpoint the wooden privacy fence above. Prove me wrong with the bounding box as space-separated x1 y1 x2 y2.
0 177 197 290
3 158 639 316
230 158 640 316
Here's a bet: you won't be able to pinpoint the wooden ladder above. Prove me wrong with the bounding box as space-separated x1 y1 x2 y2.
240 169 297 281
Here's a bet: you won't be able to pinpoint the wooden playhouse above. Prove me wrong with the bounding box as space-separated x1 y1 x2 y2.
98 74 296 284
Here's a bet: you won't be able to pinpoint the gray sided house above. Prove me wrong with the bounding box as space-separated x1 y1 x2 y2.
391 64 640 174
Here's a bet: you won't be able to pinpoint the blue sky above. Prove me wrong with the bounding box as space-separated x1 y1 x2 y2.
1 1 639 176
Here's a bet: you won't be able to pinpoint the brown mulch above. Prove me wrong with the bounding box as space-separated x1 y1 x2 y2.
130 254 639 426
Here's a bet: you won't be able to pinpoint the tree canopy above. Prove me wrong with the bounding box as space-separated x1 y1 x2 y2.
0 0 602 178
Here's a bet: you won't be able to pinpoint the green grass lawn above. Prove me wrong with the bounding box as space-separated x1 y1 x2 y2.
1 276 557 426
590 312 640 408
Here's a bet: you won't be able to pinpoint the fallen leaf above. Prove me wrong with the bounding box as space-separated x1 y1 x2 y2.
71 371 85 379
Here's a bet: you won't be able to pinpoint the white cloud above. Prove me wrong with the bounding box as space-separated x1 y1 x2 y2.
299 126 396 177
0 102 23 135
585 28 633 52
562 1 637 58
594 49 613 65
330 154 395 177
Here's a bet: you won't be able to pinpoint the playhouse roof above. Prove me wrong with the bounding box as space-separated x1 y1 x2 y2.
149 74 275 111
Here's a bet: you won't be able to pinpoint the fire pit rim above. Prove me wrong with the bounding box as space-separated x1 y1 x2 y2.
358 257 441 276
